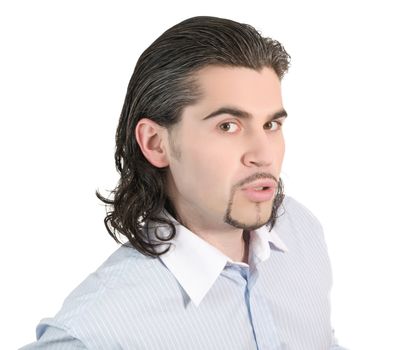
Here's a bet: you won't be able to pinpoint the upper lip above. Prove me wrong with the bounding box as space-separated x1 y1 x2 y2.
241 179 277 190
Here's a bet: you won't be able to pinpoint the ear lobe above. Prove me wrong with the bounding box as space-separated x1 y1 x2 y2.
135 118 169 168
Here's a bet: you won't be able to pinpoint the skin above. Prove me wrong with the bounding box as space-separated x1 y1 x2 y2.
135 66 286 263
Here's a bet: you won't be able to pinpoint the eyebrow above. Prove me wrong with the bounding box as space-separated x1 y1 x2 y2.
202 106 288 121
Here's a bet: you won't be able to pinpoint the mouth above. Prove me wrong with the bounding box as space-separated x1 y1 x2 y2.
241 186 276 202
241 179 277 191
240 179 277 202
252 186 271 191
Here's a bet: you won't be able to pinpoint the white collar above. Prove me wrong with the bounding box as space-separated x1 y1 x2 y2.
149 211 288 306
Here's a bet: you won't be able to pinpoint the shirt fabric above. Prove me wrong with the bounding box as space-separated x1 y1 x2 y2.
20 195 347 349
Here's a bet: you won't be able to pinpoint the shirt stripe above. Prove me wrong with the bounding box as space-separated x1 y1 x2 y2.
20 195 347 349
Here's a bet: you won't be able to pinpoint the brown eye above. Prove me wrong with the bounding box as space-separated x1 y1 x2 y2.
219 122 239 133
264 121 282 131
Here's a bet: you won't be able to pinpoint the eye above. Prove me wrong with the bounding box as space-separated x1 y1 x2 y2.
264 120 283 131
219 122 239 133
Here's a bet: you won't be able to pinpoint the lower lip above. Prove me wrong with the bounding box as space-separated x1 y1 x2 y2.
242 187 276 202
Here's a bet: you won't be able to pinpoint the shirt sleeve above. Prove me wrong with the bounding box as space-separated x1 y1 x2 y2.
19 323 87 350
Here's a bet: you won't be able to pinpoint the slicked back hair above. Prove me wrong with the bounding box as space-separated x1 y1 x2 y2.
96 16 291 257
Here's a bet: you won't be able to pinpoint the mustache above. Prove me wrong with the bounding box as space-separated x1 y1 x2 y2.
236 172 278 188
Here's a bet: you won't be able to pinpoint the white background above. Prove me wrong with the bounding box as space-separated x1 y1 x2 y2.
1 1 393 349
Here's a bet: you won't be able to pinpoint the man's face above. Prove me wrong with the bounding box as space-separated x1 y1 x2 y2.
164 65 286 231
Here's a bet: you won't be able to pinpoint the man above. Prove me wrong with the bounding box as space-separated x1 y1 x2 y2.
21 16 346 349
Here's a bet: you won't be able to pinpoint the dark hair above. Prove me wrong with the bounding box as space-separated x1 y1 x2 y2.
96 16 291 257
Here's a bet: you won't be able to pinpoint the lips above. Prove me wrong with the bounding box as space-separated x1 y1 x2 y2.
240 179 277 202
241 179 277 191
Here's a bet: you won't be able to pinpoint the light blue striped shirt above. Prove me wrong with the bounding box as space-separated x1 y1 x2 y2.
20 196 347 349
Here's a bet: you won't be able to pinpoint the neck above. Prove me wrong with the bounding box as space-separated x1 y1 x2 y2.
242 230 250 263
166 196 250 263
179 216 250 263
199 228 249 263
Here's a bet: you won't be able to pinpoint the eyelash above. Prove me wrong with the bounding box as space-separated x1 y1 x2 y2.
218 120 283 133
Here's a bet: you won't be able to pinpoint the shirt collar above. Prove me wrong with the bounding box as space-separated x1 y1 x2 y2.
149 210 289 306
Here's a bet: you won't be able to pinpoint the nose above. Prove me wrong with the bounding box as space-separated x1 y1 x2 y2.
241 131 275 168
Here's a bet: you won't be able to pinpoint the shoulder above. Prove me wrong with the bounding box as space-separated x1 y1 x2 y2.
275 195 328 252
36 245 163 347
63 244 159 307
277 195 324 235
63 245 155 302
281 195 323 229
270 195 333 288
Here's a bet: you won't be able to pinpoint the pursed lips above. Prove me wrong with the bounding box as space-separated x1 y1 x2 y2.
241 179 277 191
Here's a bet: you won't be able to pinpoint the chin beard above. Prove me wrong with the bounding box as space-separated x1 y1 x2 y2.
224 203 272 231
223 178 285 231
225 217 268 231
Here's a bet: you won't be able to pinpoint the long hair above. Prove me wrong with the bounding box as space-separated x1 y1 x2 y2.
96 16 291 257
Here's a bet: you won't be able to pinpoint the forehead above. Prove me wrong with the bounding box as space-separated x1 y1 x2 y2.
192 65 283 109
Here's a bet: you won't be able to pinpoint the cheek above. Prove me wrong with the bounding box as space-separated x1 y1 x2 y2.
276 136 285 159
182 144 234 194
279 137 285 162
188 145 222 178
173 126 238 196
271 133 285 165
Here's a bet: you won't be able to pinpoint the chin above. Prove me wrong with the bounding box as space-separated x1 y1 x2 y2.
224 209 272 231
224 191 276 229
226 219 268 231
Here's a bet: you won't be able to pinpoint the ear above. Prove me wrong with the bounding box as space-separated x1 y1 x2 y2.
135 118 169 168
